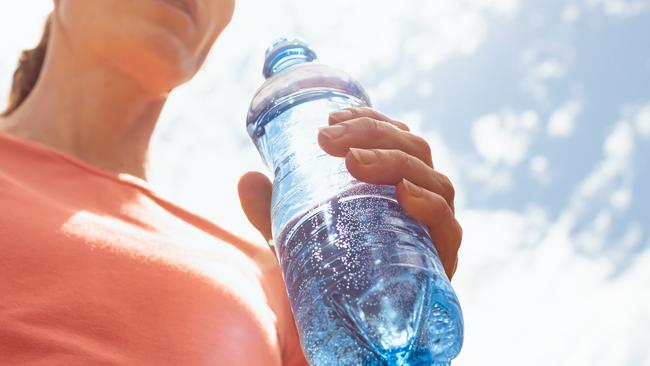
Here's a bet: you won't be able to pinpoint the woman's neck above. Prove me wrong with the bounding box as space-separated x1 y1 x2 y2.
0 18 167 181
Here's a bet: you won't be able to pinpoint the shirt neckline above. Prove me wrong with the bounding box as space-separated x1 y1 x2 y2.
0 129 157 194
0 129 278 273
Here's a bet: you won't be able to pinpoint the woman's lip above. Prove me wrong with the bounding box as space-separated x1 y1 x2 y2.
159 0 197 23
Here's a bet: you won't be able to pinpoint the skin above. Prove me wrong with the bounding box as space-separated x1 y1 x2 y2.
0 1 461 278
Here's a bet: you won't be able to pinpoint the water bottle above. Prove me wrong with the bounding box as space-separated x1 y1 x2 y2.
246 37 463 366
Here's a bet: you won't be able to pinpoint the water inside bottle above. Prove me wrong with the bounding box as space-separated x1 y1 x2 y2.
275 183 461 365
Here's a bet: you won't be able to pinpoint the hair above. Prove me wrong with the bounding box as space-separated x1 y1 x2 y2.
2 15 52 116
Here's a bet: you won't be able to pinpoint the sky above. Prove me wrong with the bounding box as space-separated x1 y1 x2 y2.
1 1 649 365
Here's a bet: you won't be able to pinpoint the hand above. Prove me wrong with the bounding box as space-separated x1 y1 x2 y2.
238 107 461 280
238 171 274 246
318 107 462 280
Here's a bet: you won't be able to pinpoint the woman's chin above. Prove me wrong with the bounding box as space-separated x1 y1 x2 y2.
109 37 194 97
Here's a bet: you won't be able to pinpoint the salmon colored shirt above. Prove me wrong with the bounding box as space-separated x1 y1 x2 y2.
0 131 308 366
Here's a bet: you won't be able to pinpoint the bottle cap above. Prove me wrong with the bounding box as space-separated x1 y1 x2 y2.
263 36 318 79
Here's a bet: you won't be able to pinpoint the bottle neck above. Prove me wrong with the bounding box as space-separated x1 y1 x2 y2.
263 45 318 79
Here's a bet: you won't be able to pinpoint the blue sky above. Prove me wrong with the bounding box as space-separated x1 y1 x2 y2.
1 1 649 364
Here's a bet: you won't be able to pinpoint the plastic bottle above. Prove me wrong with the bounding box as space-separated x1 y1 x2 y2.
246 37 463 366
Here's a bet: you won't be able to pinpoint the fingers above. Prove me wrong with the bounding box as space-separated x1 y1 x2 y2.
323 107 462 280
396 179 462 280
318 116 433 167
237 171 273 244
345 148 455 213
329 107 410 131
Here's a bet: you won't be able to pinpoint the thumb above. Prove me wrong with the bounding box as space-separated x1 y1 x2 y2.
237 171 273 245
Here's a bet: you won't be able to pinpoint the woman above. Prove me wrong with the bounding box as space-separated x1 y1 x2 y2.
0 0 462 365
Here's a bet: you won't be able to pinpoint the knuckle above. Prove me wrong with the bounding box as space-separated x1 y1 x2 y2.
362 107 383 119
450 223 462 253
394 119 411 131
428 193 453 227
349 107 363 118
360 117 382 137
381 150 411 177
360 106 375 115
450 233 461 254
440 173 456 202
394 149 412 168
411 135 432 160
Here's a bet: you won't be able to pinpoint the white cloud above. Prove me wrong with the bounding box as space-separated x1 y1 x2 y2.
466 109 541 194
368 67 416 104
416 81 434 98
603 120 634 159
0 3 52 55
457 111 650 365
610 188 632 211
535 59 567 80
562 4 582 23
586 0 650 17
529 13 546 28
522 43 574 103
455 206 650 366
556 111 645 265
574 209 612 253
468 0 520 15
529 155 550 184
636 104 650 138
457 102 650 364
462 157 515 193
571 120 634 211
548 99 583 138
471 110 539 166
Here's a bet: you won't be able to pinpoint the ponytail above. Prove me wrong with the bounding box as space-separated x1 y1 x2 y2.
2 15 51 116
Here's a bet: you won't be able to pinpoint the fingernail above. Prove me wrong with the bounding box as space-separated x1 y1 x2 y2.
403 179 423 198
318 124 347 140
350 148 378 165
329 109 354 122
